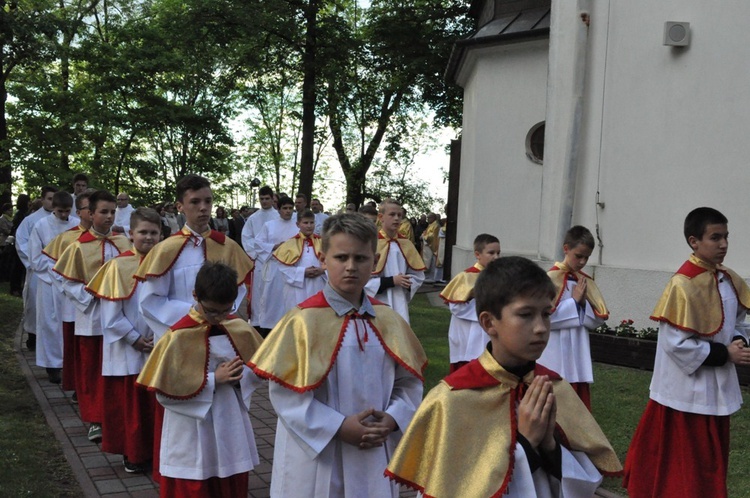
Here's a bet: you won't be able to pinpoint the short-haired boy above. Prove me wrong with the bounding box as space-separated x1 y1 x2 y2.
537 225 608 409
250 213 427 497
135 174 253 342
440 233 501 372
44 191 93 392
386 257 622 497
624 207 750 498
365 199 425 324
29 191 77 383
137 262 263 497
86 208 162 473
54 190 132 441
274 209 327 315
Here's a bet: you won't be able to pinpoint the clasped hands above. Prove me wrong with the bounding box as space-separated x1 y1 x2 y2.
337 408 397 450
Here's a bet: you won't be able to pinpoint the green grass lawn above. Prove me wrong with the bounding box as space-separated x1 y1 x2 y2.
409 293 750 497
0 285 81 496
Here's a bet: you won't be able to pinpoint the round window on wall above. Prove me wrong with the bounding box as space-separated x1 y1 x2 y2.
525 122 545 164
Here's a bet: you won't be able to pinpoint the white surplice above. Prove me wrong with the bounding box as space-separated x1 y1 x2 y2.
269 295 423 498
16 208 53 334
138 226 247 342
114 204 135 233
447 299 488 363
537 278 604 384
29 215 78 367
241 207 279 326
255 218 298 329
364 240 425 324
100 285 152 377
157 336 260 480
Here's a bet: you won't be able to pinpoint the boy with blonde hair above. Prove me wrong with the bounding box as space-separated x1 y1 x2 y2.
250 213 426 497
387 257 622 497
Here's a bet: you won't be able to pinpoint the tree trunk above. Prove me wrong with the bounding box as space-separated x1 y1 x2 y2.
297 0 318 201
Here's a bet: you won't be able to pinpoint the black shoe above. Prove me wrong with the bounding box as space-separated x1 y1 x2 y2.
123 458 147 473
26 333 36 351
71 392 78 404
46 368 61 384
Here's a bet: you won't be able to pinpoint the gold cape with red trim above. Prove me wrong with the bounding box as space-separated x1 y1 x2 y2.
133 226 253 285
86 249 143 301
651 254 750 336
548 261 609 319
422 221 440 255
136 308 263 399
398 219 415 243
42 225 85 261
248 292 427 391
273 233 322 266
439 264 482 304
374 230 426 275
385 350 622 497
53 230 131 284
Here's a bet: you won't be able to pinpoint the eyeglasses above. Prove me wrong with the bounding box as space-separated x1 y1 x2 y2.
198 301 236 318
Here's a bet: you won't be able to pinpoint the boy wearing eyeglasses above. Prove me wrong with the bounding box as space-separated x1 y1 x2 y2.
138 262 263 498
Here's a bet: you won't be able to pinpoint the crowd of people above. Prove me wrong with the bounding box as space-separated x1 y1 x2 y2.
0 171 744 498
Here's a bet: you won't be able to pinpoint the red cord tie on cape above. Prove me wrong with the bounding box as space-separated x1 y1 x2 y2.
346 312 369 352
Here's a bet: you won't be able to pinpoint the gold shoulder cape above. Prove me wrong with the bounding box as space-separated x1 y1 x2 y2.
134 226 254 285
548 262 609 319
136 308 263 399
374 230 426 275
385 350 622 497
273 233 322 266
53 230 132 284
422 221 440 254
42 225 84 261
398 219 415 243
86 250 143 301
651 254 750 336
248 292 427 391
439 264 482 303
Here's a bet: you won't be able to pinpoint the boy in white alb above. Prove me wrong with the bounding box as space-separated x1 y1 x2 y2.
624 207 750 498
365 199 425 324
250 214 426 497
54 190 132 442
254 196 298 335
86 208 162 473
241 185 279 327
274 209 326 315
138 262 263 498
135 175 253 342
28 191 78 383
439 233 500 372
537 226 608 410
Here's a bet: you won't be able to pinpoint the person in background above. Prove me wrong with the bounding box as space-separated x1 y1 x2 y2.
212 206 229 234
113 193 135 234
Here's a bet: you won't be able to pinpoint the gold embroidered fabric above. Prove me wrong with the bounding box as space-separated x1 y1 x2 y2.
273 233 322 266
386 350 622 497
86 250 142 301
398 219 415 243
439 264 482 303
249 301 427 391
651 254 750 335
548 261 609 318
42 226 84 261
134 227 253 285
53 230 131 284
374 231 426 274
137 308 263 398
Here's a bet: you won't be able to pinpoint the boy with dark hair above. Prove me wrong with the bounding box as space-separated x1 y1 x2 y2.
54 190 131 441
537 225 608 409
250 213 426 497
255 195 298 334
358 204 378 224
136 174 253 342
29 191 77 383
386 256 622 497
17 185 58 351
86 208 162 473
624 207 750 498
439 233 501 372
274 209 326 316
72 173 89 199
45 191 94 392
137 262 263 498
365 198 425 324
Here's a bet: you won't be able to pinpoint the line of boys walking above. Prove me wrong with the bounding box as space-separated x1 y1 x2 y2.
17 170 742 497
